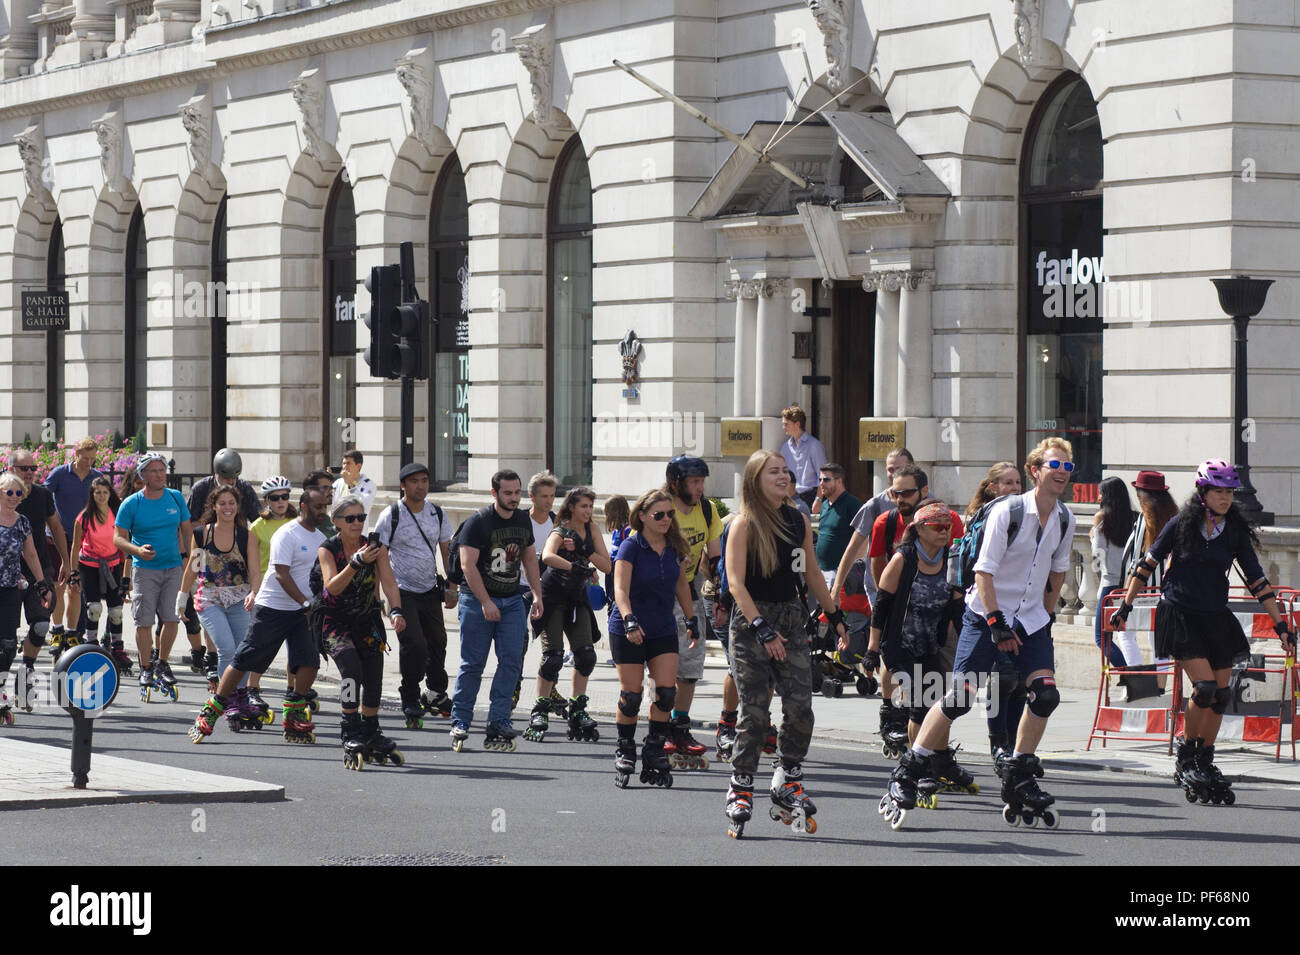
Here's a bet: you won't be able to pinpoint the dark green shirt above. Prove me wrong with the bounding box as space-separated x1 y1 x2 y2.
815 491 863 573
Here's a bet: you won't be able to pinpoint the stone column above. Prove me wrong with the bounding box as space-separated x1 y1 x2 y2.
725 279 758 417
865 271 899 418
754 277 789 418
0 0 39 77
897 269 934 418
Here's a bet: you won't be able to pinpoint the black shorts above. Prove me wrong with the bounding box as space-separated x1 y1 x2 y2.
609 629 678 666
881 642 945 720
231 605 319 674
1155 599 1248 671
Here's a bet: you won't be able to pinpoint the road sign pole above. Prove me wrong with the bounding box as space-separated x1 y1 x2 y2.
71 711 94 789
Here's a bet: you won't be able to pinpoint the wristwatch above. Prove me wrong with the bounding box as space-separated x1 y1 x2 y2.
301 599 310 610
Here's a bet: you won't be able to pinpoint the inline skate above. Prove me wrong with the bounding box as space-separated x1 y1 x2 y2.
401 688 425 730
715 709 737 763
281 692 316 744
246 686 273 725
47 629 66 659
139 650 178 703
639 730 673 788
0 683 14 726
1000 753 1060 827
54 631 83 663
188 646 207 675
726 772 754 838
449 720 469 752
188 695 226 743
929 745 980 795
566 695 599 742
769 762 818 833
484 720 519 752
548 687 570 721
878 749 937 830
302 687 322 719
205 658 220 694
763 722 778 756
614 737 637 789
1180 739 1235 806
421 689 452 720
879 701 909 759
14 665 35 714
989 733 1013 780
104 638 133 676
523 697 550 742
341 712 366 771
668 714 708 769
229 687 266 732
360 715 405 766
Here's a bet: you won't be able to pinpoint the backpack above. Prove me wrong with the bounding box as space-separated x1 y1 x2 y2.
948 496 1070 592
880 508 903 561
444 519 471 587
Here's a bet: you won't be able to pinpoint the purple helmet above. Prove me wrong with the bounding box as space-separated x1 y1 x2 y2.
1195 459 1241 490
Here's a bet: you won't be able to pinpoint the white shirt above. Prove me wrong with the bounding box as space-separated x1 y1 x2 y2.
518 510 553 586
377 499 453 593
257 520 326 611
332 473 377 528
967 490 1076 635
1090 524 1126 590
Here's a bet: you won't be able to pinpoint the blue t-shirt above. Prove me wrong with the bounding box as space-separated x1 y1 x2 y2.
44 464 102 532
115 488 189 570
607 534 682 640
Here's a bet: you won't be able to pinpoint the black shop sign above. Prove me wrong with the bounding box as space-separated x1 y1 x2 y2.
22 290 69 331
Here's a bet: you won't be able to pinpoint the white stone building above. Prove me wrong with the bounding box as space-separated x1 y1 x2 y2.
2 0 1299 531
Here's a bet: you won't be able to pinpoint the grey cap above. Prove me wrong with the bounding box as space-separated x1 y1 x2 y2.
399 462 430 482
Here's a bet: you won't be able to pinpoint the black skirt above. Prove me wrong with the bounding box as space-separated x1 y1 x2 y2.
1154 599 1248 670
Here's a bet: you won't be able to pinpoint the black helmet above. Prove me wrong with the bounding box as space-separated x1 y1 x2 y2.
666 455 709 485
213 448 243 479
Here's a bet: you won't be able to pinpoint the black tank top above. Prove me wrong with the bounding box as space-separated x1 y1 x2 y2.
744 504 805 603
541 523 596 604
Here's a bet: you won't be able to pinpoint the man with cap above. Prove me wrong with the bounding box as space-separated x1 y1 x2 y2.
377 461 457 727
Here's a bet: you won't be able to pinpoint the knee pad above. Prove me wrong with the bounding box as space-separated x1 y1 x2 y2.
1026 677 1060 718
1211 685 1231 715
573 646 597 677
617 690 643 717
108 607 123 626
86 603 103 624
538 649 564 683
940 681 976 721
1191 680 1217 709
654 685 676 714
907 706 927 727
992 658 1020 699
26 621 48 645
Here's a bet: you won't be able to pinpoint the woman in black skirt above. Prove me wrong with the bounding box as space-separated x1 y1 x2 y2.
1111 459 1295 804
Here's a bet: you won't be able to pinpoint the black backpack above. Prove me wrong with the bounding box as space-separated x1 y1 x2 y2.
948 496 1070 592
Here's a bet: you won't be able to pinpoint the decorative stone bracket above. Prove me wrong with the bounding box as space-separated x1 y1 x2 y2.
512 17 554 128
395 44 436 151
1011 0 1047 68
15 119 51 200
807 0 850 92
290 65 328 160
91 107 127 193
178 88 214 180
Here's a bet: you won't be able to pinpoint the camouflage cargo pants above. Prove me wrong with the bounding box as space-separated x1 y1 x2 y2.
729 599 814 774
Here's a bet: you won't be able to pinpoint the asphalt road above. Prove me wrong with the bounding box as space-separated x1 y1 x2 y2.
8 667 1300 870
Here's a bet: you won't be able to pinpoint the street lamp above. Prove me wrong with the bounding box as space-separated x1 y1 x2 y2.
1210 275 1274 525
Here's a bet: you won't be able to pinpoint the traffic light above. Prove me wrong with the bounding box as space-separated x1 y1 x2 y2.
363 264 400 379
397 299 430 380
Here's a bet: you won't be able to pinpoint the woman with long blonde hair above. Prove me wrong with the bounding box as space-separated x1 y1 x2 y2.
723 451 846 838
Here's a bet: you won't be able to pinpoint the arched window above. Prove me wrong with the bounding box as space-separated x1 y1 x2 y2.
428 156 470 487
323 173 357 467
547 137 593 486
211 196 228 456
124 207 147 439
46 217 66 433
1020 73 1104 495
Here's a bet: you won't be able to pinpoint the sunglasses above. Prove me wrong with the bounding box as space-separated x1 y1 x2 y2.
266 493 290 502
818 477 836 484
919 521 950 530
13 465 36 473
4 490 23 497
649 509 676 521
890 487 920 498
1044 460 1075 472
337 514 365 523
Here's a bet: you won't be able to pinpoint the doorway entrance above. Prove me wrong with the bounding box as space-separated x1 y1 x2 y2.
832 282 876 499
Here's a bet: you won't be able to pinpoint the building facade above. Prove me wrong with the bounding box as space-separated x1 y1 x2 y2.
1 0 1298 521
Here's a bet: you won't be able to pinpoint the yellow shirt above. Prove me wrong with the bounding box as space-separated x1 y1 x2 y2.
673 499 723 583
250 516 292 576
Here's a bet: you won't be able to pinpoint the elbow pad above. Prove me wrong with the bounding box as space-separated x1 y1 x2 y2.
1248 578 1275 603
1132 555 1157 584
870 590 896 631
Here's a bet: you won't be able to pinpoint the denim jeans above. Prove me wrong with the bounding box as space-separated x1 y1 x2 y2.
451 591 525 726
197 601 251 687
1094 584 1127 668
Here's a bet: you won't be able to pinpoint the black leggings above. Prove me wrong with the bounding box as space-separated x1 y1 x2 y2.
332 642 384 711
0 586 21 672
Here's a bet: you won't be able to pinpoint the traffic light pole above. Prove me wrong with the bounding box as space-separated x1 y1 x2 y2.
398 241 417 469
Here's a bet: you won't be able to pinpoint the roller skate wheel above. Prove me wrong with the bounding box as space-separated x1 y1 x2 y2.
1002 804 1019 826
768 805 785 824
1198 793 1210 804
1021 810 1035 826
343 752 363 771
1041 809 1061 829
1222 789 1236 806
260 712 274 725
877 794 891 816
1184 788 1197 803
889 808 906 830
801 816 817 834
614 773 630 789
452 739 465 752
668 753 684 769
387 750 404 766
662 774 673 789
728 823 744 839
967 783 980 795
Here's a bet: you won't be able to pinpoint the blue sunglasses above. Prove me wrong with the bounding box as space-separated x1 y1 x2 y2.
1045 460 1075 472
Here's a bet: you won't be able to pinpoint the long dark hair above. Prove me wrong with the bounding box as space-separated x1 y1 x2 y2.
1097 476 1136 548
1136 488 1178 549
558 487 596 525
1171 491 1258 556
79 476 117 531
199 485 249 529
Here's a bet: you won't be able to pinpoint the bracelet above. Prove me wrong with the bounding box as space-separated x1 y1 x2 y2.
349 554 365 570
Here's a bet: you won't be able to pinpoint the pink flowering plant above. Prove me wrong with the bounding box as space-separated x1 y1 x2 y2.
0 433 144 485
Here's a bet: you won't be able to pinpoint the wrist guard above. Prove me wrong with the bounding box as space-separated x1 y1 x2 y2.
35 579 52 599
749 616 780 645
1276 619 1293 641
349 553 366 570
986 609 1015 645
864 648 881 671
1115 601 1132 621
825 608 847 633
685 618 699 640
623 613 641 632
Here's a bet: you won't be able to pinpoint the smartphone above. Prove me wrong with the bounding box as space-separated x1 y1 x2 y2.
367 532 381 548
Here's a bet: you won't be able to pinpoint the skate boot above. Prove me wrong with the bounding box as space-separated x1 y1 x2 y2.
769 762 818 833
879 701 909 759
0 687 12 727
763 722 778 756
188 695 227 743
341 712 366 771
548 687 570 721
1173 737 1194 787
989 733 1013 780
1181 739 1235 806
879 749 935 830
281 693 316 744
108 641 133 677
1000 754 1060 827
484 720 519 753
614 737 637 789
639 729 673 788
188 646 207 675
47 629 65 659
205 657 220 694
360 715 405 766
715 709 737 763
449 720 469 752
726 772 755 838
15 664 36 714
152 654 178 702
246 686 273 725
420 689 452 720
400 688 424 730
669 714 708 770
56 631 83 662
232 687 265 731
930 745 980 795
566 695 599 742
523 697 550 742
302 687 321 719
223 687 249 732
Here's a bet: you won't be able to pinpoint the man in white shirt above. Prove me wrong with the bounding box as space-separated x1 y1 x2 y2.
332 450 377 529
885 438 1076 827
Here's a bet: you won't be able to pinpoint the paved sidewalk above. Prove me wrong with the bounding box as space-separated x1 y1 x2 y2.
0 737 285 809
